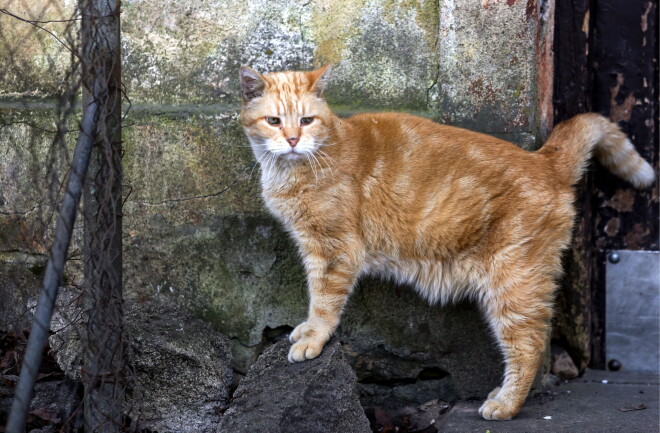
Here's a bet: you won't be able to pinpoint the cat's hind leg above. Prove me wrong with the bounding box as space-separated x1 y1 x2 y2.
478 277 554 420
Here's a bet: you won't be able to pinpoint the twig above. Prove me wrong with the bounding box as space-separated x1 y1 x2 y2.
0 9 80 59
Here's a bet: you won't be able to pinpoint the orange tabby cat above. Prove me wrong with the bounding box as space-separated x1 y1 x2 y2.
238 65 655 420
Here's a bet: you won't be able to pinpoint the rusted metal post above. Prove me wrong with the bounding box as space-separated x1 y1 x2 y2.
81 0 124 431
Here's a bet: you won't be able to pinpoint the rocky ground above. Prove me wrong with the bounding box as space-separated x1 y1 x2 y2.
1 302 658 433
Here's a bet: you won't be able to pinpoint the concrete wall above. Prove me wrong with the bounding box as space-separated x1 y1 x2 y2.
0 0 552 400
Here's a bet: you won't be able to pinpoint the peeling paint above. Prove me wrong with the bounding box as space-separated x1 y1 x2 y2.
602 189 636 212
603 217 620 237
525 0 536 18
623 223 651 249
641 1 653 32
535 0 554 140
609 73 636 123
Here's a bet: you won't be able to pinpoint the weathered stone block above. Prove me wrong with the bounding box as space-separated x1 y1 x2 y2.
0 107 81 333
0 4 74 99
1 1 439 110
0 259 45 332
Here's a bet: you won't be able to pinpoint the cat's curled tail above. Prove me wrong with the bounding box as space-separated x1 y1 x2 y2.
540 113 655 189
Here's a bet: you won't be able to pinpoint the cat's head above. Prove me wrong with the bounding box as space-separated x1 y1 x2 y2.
238 65 334 163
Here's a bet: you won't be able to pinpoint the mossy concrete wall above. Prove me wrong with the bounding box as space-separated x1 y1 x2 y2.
0 0 552 400
0 0 548 137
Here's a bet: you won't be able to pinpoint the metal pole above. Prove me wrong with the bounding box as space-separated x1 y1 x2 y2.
5 100 99 433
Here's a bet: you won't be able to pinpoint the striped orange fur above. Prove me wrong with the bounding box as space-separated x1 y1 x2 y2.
238 65 655 420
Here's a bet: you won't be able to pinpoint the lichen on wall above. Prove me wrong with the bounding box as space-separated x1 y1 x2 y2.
119 0 440 110
310 0 439 110
435 0 540 148
121 0 316 104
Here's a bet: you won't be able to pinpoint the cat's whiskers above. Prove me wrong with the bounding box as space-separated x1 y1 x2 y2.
267 151 279 172
252 150 273 177
249 150 274 189
307 150 327 183
315 149 338 180
316 148 337 168
247 161 260 187
313 151 332 173
251 150 270 173
318 138 341 149
303 152 319 185
308 151 322 186
257 150 277 175
264 152 284 184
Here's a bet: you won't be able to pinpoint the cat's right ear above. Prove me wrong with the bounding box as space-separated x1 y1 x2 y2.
239 66 265 103
307 64 332 97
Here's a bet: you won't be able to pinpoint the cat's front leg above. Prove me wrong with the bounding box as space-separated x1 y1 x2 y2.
288 256 357 363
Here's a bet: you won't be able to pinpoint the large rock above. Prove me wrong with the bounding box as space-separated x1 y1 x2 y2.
0 376 82 431
126 301 233 433
551 344 579 380
47 297 233 433
218 339 371 433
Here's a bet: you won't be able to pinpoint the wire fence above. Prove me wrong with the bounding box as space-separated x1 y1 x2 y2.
1 0 134 431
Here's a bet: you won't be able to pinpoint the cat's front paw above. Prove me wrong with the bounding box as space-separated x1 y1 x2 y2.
486 386 501 400
287 322 328 362
288 321 309 343
478 397 517 420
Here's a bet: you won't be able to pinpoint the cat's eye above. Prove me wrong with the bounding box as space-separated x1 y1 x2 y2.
300 117 314 125
265 117 281 125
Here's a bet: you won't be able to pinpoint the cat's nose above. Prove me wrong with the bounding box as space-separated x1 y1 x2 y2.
287 137 299 148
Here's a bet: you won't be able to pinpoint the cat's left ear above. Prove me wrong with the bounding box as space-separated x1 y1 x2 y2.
307 64 332 96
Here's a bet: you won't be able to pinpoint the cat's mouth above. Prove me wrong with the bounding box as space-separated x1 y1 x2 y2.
278 149 306 161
